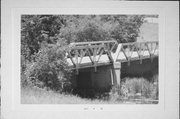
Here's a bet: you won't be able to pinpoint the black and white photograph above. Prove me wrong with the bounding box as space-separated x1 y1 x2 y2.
1 1 179 119
21 15 159 104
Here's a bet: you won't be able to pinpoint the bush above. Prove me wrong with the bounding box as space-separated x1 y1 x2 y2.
108 76 159 103
120 77 157 99
24 42 73 92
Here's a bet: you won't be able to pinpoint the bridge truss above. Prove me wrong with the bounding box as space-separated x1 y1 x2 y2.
66 40 158 74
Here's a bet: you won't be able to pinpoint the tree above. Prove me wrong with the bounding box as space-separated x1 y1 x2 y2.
100 15 144 43
23 40 73 91
21 15 66 60
58 15 144 44
59 16 112 43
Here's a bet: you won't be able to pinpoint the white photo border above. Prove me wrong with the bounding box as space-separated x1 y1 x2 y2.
2 1 179 119
13 6 165 111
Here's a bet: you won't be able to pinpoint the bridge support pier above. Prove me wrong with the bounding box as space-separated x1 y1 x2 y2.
112 62 121 87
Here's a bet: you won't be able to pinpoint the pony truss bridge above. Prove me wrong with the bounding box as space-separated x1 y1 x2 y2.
65 40 159 74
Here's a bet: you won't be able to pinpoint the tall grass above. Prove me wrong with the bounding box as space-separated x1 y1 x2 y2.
109 76 158 104
21 86 114 104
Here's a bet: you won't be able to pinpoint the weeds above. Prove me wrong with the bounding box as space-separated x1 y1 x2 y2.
109 76 159 103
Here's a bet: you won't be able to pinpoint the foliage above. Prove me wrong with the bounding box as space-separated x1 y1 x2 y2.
21 15 66 60
59 17 112 43
24 42 72 91
101 15 144 43
108 77 158 103
120 77 158 99
59 15 144 43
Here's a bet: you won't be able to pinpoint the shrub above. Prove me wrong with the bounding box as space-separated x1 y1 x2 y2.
108 76 159 103
108 85 122 101
150 74 159 100
120 77 155 98
24 42 73 92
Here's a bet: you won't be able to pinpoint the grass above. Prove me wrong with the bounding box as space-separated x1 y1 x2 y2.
21 75 158 104
119 77 158 101
20 86 148 104
21 86 111 104
21 85 135 104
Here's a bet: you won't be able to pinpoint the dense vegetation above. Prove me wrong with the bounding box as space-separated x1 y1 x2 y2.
21 15 144 60
21 15 145 92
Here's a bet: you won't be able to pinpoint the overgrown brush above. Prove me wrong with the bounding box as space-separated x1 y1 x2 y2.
109 76 158 102
122 78 153 98
22 42 73 92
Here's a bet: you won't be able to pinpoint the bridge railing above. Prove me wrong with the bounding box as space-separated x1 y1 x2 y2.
114 41 158 63
66 40 158 73
66 40 117 72
69 40 117 52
